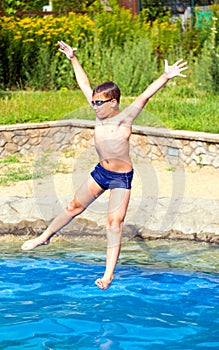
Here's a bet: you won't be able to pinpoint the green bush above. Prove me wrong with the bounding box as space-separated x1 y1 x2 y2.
0 4 218 93
192 14 219 92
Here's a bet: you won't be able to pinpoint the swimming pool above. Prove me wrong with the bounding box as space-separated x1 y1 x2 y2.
0 237 219 349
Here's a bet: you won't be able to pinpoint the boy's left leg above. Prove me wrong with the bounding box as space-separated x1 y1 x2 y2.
95 188 131 290
21 176 104 250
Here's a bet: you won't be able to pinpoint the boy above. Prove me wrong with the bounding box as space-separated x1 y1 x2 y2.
22 40 188 290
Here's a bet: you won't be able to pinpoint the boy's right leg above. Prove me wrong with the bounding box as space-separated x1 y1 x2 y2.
21 176 104 250
95 188 131 290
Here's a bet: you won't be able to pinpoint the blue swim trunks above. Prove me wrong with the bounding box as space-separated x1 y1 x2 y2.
91 163 134 190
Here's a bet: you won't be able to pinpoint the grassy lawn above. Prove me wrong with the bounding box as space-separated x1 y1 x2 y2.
0 87 218 133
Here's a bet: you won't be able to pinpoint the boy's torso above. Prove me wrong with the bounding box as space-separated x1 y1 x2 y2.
94 122 132 172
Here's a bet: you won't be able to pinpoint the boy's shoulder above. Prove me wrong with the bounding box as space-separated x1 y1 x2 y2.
115 104 142 126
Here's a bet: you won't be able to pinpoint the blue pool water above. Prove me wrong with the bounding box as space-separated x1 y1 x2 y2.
0 239 219 349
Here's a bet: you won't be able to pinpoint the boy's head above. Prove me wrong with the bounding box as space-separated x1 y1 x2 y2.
92 81 120 103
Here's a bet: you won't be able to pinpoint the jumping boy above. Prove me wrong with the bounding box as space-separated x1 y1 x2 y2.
21 40 188 290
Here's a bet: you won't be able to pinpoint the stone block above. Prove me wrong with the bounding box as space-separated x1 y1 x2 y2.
212 155 219 168
195 146 207 155
13 135 29 146
29 136 41 146
3 131 14 142
183 145 193 156
26 129 40 138
208 144 217 154
0 138 6 147
4 143 18 154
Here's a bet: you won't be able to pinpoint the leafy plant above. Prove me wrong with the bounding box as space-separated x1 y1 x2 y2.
141 0 169 22
0 155 20 163
0 4 218 94
166 166 176 172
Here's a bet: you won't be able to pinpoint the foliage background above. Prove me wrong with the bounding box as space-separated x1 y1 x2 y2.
0 1 218 95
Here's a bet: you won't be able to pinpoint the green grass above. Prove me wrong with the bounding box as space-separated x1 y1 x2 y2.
0 90 89 125
0 154 31 185
0 150 75 186
144 87 219 133
0 87 218 133
128 85 219 133
0 155 20 164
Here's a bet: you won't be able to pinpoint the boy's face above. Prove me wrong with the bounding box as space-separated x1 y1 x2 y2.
92 93 118 120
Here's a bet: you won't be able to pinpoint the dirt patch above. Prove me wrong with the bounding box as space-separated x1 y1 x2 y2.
0 151 219 200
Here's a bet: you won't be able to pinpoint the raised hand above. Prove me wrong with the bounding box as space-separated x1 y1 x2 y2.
58 40 77 60
164 58 188 79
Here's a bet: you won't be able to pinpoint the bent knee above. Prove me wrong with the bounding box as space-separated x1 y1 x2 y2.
65 198 84 216
107 221 123 233
107 217 124 228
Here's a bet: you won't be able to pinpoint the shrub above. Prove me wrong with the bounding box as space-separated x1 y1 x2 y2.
0 5 218 93
193 14 219 92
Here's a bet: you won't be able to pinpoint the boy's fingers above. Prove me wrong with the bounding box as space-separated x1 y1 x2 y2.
58 40 64 46
57 40 77 54
178 62 188 68
180 66 188 72
175 58 184 65
164 59 168 69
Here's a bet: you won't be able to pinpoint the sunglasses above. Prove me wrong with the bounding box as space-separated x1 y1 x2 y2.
91 98 113 107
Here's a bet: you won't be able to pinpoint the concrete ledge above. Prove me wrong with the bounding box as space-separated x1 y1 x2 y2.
2 120 219 143
133 125 219 143
1 195 219 244
1 119 96 131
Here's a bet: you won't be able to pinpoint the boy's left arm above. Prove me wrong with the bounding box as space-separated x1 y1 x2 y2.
124 59 188 124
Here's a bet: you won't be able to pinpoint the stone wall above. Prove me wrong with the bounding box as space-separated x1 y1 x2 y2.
0 120 94 157
131 125 219 169
0 120 219 168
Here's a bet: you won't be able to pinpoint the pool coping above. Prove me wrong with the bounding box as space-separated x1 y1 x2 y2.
1 195 219 244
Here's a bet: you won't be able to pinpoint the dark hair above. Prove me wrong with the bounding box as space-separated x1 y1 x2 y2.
93 81 121 103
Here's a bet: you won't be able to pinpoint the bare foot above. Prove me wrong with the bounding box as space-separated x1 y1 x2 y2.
95 276 113 290
21 237 50 251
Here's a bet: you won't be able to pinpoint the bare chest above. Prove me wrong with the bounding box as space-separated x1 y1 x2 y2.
94 124 131 143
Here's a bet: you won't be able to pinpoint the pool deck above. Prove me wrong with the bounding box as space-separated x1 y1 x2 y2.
1 158 219 243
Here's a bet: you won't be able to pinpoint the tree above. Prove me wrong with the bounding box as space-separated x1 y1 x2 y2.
141 0 169 21
52 0 96 11
1 0 96 13
1 0 25 14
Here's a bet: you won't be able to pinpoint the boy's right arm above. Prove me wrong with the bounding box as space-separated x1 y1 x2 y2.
70 56 93 104
58 41 93 104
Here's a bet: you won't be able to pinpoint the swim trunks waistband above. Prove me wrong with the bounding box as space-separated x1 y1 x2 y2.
90 163 133 190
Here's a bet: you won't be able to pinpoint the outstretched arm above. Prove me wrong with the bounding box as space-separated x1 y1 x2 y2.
58 41 93 104
124 59 188 123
